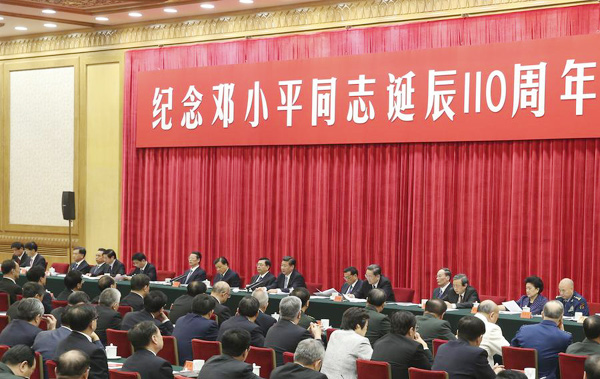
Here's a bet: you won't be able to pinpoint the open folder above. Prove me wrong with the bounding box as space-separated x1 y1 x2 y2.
502 300 522 313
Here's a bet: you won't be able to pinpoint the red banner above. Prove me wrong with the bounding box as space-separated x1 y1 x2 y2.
136 33 600 147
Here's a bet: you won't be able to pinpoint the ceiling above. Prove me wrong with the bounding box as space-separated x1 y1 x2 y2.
0 0 324 39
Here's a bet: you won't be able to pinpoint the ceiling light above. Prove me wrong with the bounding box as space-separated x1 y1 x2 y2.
240 0 254 3
201 3 215 8
42 9 56 14
15 26 28 31
128 12 142 17
95 16 109 21
0 17 4 21
164 8 177 13
44 23 57 28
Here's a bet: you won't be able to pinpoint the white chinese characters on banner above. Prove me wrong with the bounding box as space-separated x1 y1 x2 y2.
512 63 547 118
152 87 173 130
212 83 235 128
426 70 457 121
277 80 303 127
561 60 597 116
312 78 337 126
245 81 269 127
387 72 415 122
347 74 375 124
180 85 203 130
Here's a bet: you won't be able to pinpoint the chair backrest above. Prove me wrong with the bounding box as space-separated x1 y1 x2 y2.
39 318 48 331
0 315 9 332
589 302 600 315
30 352 43 379
109 371 140 379
16 294 23 301
559 353 587 379
51 263 70 274
156 270 176 281
392 288 416 302
357 359 391 379
306 283 322 293
502 346 538 376
0 345 10 360
432 339 449 357
479 294 507 304
326 328 338 340
191 339 222 361
106 328 133 358
51 300 68 309
409 367 449 379
246 346 276 378
158 336 179 366
0 293 10 312
238 276 245 288
117 305 133 318
283 351 294 364
46 360 57 379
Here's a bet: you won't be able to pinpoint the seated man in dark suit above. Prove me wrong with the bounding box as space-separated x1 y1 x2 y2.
356 264 395 302
169 281 207 324
33 306 75 361
7 282 45 321
25 266 53 313
96 288 122 345
247 257 276 290
120 273 150 311
91 275 116 304
122 290 174 336
0 260 22 304
24 242 46 269
270 339 327 379
52 292 90 328
252 288 277 337
372 310 432 379
210 281 232 325
567 315 600 356
88 248 107 277
54 305 108 379
0 298 56 347
265 296 323 366
212 257 241 288
416 298 456 350
511 300 573 379
290 287 316 329
11 242 30 268
69 247 90 274
103 249 126 277
125 252 157 281
173 294 218 363
267 256 307 294
178 251 207 285
432 268 453 300
432 315 503 378
341 266 364 296
445 273 480 309
199 329 260 379
56 270 83 301
55 350 90 379
0 345 37 379
123 321 174 379
364 289 391 346
218 296 264 347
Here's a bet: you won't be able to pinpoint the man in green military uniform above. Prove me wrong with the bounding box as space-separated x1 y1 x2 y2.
556 278 589 317
0 345 36 379
364 288 391 345
290 287 316 329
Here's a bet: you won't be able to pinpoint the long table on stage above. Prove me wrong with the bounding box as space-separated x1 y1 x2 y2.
29 275 585 342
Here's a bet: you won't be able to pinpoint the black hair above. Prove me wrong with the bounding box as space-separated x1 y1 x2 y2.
26 266 46 283
98 275 115 291
221 329 251 357
22 282 44 298
143 291 167 313
74 247 86 257
367 289 387 307
290 287 310 308
366 264 382 276
66 305 97 332
192 294 216 315
524 276 544 293
238 297 260 318
67 291 90 305
130 274 150 291
132 252 147 262
584 315 600 340
190 251 202 261
187 281 207 296
24 242 38 252
457 315 486 342
128 321 160 351
496 370 528 379
282 256 296 267
213 256 229 266
103 249 117 259
390 311 416 336
63 270 83 290
340 307 369 331
1 345 35 367
257 257 271 268
1 260 16 275
425 298 448 316
56 350 90 378
343 266 358 276
10 242 24 250
585 355 600 379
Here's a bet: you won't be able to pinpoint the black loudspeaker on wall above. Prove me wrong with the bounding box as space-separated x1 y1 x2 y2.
62 191 75 221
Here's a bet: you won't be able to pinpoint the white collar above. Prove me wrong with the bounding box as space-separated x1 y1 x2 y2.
145 348 157 356
474 313 490 324
61 326 72 332
440 283 450 293
140 263 147 271
222 268 229 277
75 331 92 343
211 294 222 304
285 272 292 279
4 277 15 284
97 262 105 267
189 266 197 272
18 252 26 259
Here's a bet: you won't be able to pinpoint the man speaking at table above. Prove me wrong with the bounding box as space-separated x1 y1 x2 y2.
356 264 395 302
267 256 306 294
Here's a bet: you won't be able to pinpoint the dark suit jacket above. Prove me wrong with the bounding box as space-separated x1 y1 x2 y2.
431 339 496 379
13 253 30 268
42 291 53 313
56 289 74 301
51 306 68 328
566 338 600 356
122 349 174 379
122 310 173 336
129 263 157 281
168 294 194 324
265 319 314 366
298 312 316 330
341 279 364 296
69 260 91 274
432 285 452 301
180 267 206 285
446 286 480 309
270 363 328 379
364 304 391 346
89 264 108 277
108 260 126 276
173 313 218 363
121 292 145 311
415 313 456 350
30 254 47 269
0 278 22 304
213 269 241 288
255 311 277 337
96 305 122 345
248 272 276 289
267 270 307 293
54 332 109 379
33 326 72 361
357 275 396 302
0 362 24 379
0 319 41 347
213 301 232 325
218 315 264 347
6 295 51 320
198 354 260 379
372 333 433 379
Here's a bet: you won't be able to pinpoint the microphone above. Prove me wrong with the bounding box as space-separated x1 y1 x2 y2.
171 273 187 283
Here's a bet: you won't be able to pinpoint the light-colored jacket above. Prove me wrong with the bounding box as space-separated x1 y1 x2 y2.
475 312 510 367
321 329 373 379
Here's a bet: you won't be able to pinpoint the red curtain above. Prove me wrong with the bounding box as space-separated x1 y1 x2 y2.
122 4 600 302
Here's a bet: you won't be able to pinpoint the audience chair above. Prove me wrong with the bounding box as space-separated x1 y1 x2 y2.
357 359 391 379
479 295 507 304
0 316 9 332
117 305 133 318
156 270 176 281
589 302 600 315
109 371 140 379
559 353 586 379
306 283 322 294
502 346 538 376
158 336 179 366
409 367 449 379
392 288 415 302
46 360 57 379
0 293 10 312
16 294 23 301
206 274 213 282
246 346 276 378
283 351 294 364
0 345 9 360
39 318 48 331
50 263 69 274
326 328 338 340
191 339 222 361
30 352 43 379
106 329 133 358
432 339 449 357
51 300 68 309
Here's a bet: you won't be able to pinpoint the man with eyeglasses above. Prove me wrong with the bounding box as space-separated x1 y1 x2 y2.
211 281 232 325
247 258 276 290
340 266 363 297
357 264 395 302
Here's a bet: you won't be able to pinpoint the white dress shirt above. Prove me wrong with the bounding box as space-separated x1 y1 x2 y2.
474 312 509 367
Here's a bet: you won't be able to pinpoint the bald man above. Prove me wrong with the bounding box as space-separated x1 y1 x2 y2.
474 300 509 367
556 278 589 317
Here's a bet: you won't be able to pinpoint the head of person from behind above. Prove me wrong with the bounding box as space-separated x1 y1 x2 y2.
1 345 36 379
456 315 486 347
128 321 164 354
585 354 600 379
56 350 90 379
340 307 369 337
221 329 252 362
294 339 325 372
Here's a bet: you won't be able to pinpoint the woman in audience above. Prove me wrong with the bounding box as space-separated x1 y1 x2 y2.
321 307 372 379
501 276 548 315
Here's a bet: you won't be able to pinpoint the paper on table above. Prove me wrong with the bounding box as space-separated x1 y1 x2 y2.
314 288 338 296
502 300 522 313
310 296 329 299
393 302 420 307
343 295 367 302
